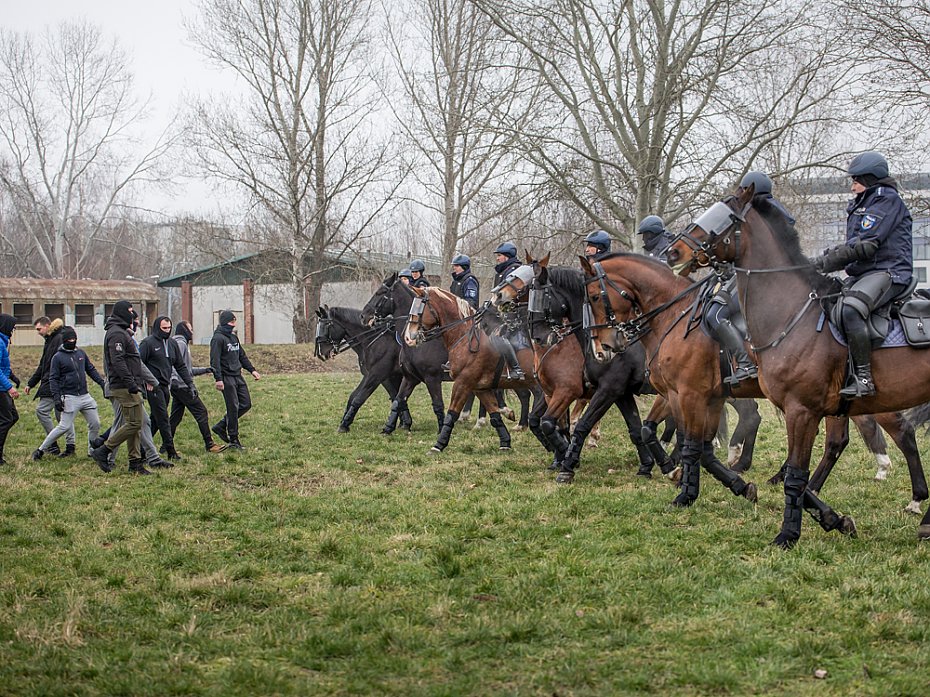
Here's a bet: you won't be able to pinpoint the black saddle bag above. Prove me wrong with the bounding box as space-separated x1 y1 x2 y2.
897 298 930 347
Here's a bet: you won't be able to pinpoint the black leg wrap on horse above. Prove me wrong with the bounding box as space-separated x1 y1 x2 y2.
399 408 413 430
383 399 402 434
433 411 460 451
489 412 511 449
528 414 553 454
672 438 702 506
775 464 807 547
700 441 747 496
642 420 674 474
540 417 568 457
433 405 445 432
339 402 361 431
801 489 842 532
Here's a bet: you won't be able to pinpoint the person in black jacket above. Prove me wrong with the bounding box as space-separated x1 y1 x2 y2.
139 315 194 460
169 321 225 453
32 327 105 460
210 311 260 450
91 300 149 474
24 317 74 456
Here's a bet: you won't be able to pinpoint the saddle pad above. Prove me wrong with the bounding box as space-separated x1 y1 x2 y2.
829 318 908 348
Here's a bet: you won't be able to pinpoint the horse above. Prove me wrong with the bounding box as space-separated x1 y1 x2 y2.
313 306 412 433
403 286 546 453
490 255 671 483
663 185 930 545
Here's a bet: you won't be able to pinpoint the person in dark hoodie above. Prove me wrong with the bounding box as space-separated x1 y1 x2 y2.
32 327 105 460
24 316 74 456
169 321 225 453
210 310 260 450
91 300 149 474
0 314 20 465
139 315 194 460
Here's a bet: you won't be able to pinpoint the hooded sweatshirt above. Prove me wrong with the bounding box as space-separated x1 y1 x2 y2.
48 326 105 399
210 322 256 380
0 314 15 392
139 315 194 389
170 324 211 389
27 317 65 399
102 301 144 392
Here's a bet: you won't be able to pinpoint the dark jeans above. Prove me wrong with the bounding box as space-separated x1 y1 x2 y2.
169 385 213 447
215 375 251 440
0 391 19 458
146 383 175 453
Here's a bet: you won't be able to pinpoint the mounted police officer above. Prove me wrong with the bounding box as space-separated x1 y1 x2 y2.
583 230 611 259
409 259 430 288
638 216 673 261
449 254 480 310
488 241 526 381
398 268 414 285
812 151 913 398
702 172 796 386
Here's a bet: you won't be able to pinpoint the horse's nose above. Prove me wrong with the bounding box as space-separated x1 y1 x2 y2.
666 246 680 264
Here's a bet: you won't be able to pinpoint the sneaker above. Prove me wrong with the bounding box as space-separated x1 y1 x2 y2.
129 459 153 475
91 444 113 473
211 424 230 443
227 439 245 451
58 444 76 458
148 458 174 468
47 443 62 456
31 448 44 461
206 442 228 453
90 436 106 449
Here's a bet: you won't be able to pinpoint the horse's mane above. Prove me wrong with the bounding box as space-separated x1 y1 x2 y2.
328 306 364 329
545 266 586 297
429 287 475 317
752 197 837 294
594 250 681 275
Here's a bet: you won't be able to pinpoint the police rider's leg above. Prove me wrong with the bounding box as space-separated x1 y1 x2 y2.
838 273 898 398
489 335 524 380
707 302 756 384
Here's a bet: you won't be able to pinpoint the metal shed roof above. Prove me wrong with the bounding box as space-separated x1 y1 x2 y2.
0 278 159 302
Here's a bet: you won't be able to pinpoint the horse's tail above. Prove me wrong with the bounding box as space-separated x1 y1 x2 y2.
905 400 930 435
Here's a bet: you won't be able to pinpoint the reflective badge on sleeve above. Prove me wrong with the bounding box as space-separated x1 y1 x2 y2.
860 215 878 231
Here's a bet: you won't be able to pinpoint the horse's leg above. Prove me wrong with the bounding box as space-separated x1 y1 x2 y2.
640 398 676 478
423 375 447 435
729 399 761 473
849 414 890 480
461 393 475 421
431 381 471 453
808 417 850 493
515 388 531 430
555 389 615 484
659 415 676 446
494 389 516 422
527 394 557 468
715 403 728 450
873 411 928 515
698 440 758 503
671 436 702 507
476 390 512 450
338 373 382 433
614 393 656 478
383 375 417 435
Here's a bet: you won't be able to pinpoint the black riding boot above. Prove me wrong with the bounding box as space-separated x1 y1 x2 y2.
715 320 757 385
492 335 525 381
839 313 875 398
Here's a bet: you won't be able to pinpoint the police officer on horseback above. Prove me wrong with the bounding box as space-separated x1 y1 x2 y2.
409 259 430 288
487 241 526 381
398 268 414 285
639 216 673 261
583 230 611 259
703 172 795 385
812 151 913 398
449 254 480 310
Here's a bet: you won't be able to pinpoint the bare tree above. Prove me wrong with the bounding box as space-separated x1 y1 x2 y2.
384 0 538 282
473 0 858 249
0 21 174 278
187 0 401 341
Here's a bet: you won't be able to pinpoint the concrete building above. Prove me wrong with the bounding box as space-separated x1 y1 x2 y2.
0 278 159 346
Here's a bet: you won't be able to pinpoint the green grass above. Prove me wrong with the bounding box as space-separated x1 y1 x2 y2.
2 370 930 695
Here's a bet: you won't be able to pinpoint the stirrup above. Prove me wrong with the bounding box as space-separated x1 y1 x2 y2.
839 374 875 399
724 364 757 386
441 362 451 371
507 367 525 381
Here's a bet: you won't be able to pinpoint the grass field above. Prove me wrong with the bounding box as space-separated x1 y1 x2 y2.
2 364 930 696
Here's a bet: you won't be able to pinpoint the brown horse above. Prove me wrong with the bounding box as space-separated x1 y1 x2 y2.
579 252 762 509
663 186 930 546
404 286 543 453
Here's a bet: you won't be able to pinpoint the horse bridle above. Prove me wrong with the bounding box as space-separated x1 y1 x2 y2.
670 196 752 269
314 317 348 360
491 265 535 307
528 279 577 347
583 261 643 339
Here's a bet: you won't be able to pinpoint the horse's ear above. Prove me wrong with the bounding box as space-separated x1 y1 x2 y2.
323 304 330 313
540 252 550 268
410 285 426 297
737 182 755 208
579 255 594 276
524 248 536 264
315 307 324 318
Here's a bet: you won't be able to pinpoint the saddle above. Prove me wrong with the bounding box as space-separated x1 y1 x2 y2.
826 277 930 348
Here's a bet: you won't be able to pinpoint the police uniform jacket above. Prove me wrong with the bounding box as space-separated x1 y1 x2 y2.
411 276 430 289
450 271 480 309
494 258 521 287
845 184 913 285
643 230 674 260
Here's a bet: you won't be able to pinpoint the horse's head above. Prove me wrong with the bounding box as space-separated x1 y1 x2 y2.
403 286 435 346
665 185 755 275
579 255 640 362
314 305 348 360
526 264 577 346
490 251 549 309
361 272 401 326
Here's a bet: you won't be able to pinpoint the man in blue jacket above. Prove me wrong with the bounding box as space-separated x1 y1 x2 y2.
812 151 913 398
0 314 20 465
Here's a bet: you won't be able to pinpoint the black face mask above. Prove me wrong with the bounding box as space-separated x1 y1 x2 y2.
63 340 77 351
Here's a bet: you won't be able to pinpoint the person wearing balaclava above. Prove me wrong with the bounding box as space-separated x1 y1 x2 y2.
91 300 150 474
168 321 225 453
139 315 194 461
209 310 261 450
32 327 105 460
0 313 20 465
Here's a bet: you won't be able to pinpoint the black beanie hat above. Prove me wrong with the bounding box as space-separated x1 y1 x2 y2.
0 313 15 337
112 300 134 325
219 310 236 325
174 321 193 342
61 326 77 348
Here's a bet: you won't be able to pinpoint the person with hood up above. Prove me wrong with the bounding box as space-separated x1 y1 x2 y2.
210 311 260 450
0 314 20 465
139 315 194 460
32 327 105 460
25 316 75 456
169 321 225 453
91 300 150 475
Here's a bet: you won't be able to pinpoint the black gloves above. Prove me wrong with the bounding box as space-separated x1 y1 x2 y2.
128 384 140 395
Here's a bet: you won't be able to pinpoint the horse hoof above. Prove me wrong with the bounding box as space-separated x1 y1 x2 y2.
670 493 695 508
512 425 525 432
771 533 798 550
337 426 349 434
905 500 923 516
472 418 487 430
555 471 574 484
839 516 857 538
917 524 930 540
741 482 758 503
666 467 682 485
727 444 743 466
460 410 471 421
874 470 889 481
501 408 515 422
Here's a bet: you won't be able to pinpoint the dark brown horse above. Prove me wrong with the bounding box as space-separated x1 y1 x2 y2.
404 286 544 453
664 186 930 545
